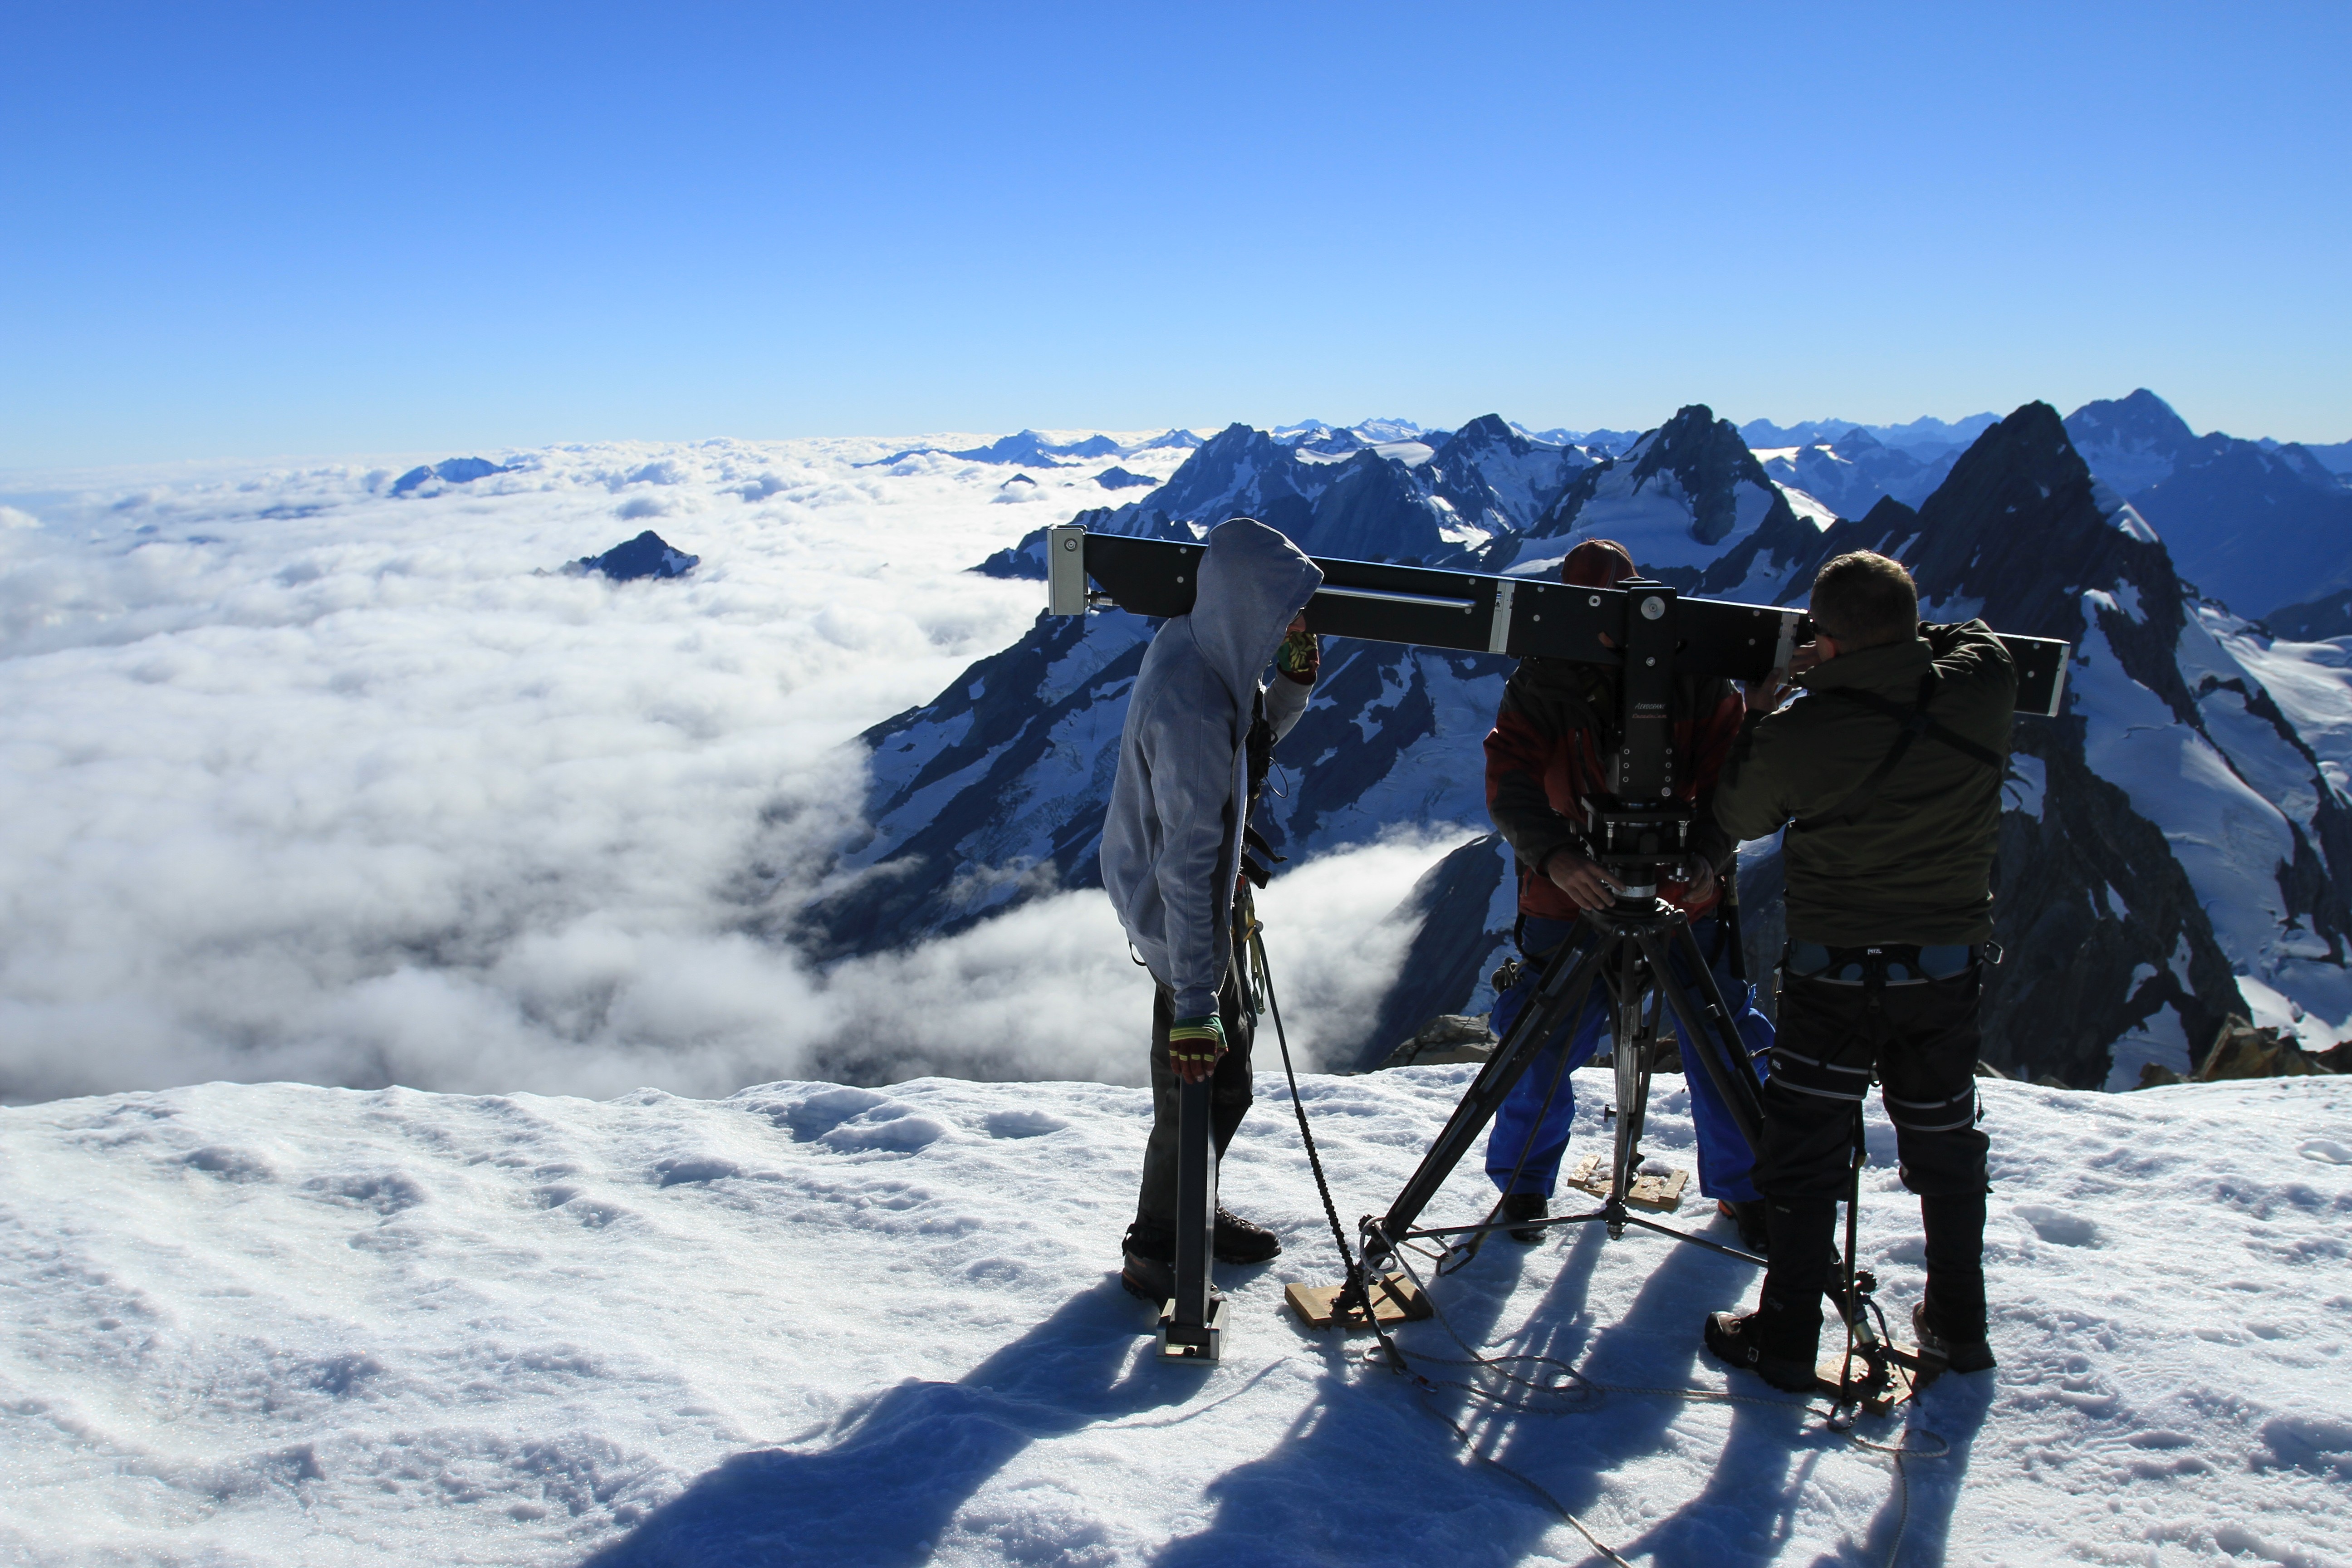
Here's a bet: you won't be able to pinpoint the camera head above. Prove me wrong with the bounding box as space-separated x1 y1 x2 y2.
1584 799 1696 901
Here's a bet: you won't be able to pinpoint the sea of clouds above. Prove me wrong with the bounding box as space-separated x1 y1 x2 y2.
0 441 1454 1105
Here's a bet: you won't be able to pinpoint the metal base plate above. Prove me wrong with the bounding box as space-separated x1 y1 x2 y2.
1156 1297 1230 1362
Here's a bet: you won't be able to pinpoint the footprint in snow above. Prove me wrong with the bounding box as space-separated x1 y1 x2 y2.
656 1157 741 1187
2013 1204 2098 1247
821 1108 949 1154
181 1146 273 1183
762 1087 889 1142
983 1109 1066 1139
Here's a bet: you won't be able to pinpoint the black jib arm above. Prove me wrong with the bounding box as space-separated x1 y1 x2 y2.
1043 523 2070 718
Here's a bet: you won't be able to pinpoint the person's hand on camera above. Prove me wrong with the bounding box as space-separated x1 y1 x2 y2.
1683 854 1718 903
1276 614 1318 685
1744 639 1828 713
1166 1014 1227 1083
1546 850 1625 911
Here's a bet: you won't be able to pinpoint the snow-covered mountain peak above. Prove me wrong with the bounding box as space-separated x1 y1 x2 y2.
2062 390 2352 619
1424 414 1594 532
1484 404 1796 581
2064 389 2197 495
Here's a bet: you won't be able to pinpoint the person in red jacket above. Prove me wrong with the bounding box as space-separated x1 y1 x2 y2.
1480 539 1774 1249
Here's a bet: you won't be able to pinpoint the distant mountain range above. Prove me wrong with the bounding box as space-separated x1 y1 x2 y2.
788 394 2352 1089
865 429 1199 469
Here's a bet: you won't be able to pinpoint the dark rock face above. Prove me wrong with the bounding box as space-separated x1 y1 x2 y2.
1093 466 1156 490
565 530 699 580
391 457 514 496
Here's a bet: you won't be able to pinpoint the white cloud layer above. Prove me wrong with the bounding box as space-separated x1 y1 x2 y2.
0 438 1431 1104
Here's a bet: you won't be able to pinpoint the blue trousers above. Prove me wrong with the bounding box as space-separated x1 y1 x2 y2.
1484 914 1772 1201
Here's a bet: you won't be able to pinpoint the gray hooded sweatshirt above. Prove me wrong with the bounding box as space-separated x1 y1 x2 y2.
1100 518 1323 1019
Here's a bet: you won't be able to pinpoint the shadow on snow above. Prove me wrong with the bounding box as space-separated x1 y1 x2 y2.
581 1214 1988 1566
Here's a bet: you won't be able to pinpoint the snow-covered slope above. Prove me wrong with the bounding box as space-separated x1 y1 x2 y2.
1750 427 1957 519
3 1070 2344 1566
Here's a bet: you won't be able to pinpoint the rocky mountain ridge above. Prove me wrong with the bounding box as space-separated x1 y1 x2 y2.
796 400 2352 1086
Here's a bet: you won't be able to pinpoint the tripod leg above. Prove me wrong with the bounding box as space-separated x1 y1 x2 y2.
1638 926 1766 1158
1161 1076 1221 1357
1609 940 1650 1216
1371 931 1613 1255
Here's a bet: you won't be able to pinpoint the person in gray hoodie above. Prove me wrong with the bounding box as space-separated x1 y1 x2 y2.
1100 517 1323 1303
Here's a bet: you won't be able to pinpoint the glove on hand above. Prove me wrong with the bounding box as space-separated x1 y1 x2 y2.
1276 627 1319 685
1166 1014 1227 1078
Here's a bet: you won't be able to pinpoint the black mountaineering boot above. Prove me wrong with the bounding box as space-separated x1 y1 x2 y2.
1707 1196 1836 1388
1213 1207 1281 1264
1920 1191 1990 1350
1501 1192 1548 1244
1703 1311 1817 1393
1719 1198 1769 1256
1913 1300 1996 1380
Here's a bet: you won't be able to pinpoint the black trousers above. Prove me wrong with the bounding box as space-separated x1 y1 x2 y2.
1753 967 1991 1352
1130 961 1255 1247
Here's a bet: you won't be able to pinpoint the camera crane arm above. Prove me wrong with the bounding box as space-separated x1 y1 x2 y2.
1044 522 2069 717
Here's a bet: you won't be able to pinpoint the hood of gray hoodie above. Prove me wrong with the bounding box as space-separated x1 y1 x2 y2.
1098 519 1322 1017
1188 518 1325 712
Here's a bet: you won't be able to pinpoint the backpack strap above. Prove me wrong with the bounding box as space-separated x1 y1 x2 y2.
1791 672 2001 833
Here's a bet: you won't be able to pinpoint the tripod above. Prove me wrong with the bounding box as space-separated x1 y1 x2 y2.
1360 881 1933 1409
1362 880 1770 1272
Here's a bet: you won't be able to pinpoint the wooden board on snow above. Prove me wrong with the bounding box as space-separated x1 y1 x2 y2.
1564 1153 1689 1211
1284 1272 1433 1330
1814 1343 1919 1417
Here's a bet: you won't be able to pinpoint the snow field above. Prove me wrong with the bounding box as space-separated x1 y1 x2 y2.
2 1069 2345 1565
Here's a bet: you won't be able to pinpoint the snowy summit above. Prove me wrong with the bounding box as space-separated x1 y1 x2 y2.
5 1068 2347 1565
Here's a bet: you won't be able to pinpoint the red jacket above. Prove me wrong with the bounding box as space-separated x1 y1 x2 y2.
1484 657 1745 921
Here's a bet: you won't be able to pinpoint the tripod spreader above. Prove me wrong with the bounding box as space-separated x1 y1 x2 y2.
1362 891 1765 1266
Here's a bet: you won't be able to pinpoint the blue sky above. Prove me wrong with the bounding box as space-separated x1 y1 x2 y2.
4 1 2346 466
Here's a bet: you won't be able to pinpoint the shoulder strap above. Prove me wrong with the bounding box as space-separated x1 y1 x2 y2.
1791 672 2001 833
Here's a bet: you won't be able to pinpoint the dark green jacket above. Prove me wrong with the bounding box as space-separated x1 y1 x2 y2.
1713 621 2016 946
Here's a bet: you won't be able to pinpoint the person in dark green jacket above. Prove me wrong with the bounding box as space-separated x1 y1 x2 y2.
1700 549 2015 1391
